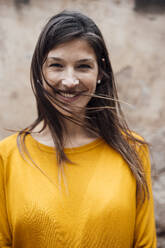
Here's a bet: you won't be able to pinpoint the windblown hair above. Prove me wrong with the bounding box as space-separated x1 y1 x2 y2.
18 10 149 199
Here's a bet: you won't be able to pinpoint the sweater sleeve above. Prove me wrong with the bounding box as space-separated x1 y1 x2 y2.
133 145 157 248
0 155 12 248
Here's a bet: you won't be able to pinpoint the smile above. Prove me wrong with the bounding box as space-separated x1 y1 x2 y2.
56 91 84 103
60 92 77 98
56 89 87 101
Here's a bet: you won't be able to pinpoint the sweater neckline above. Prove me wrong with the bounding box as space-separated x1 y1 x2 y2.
27 134 104 154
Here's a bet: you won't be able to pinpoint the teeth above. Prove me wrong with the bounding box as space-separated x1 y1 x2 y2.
60 92 76 98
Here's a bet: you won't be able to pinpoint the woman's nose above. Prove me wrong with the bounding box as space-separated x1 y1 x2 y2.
61 68 79 87
62 78 79 87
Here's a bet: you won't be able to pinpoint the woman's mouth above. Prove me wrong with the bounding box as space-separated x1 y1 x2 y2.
57 91 84 102
60 92 77 98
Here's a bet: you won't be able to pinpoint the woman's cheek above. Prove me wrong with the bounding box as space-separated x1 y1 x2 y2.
86 76 97 91
45 71 59 85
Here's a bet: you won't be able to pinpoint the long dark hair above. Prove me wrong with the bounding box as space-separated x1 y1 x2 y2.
18 10 149 199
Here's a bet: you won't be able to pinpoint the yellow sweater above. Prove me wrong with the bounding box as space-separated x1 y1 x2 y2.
0 133 156 248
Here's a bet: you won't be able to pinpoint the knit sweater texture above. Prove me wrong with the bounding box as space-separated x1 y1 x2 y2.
0 133 157 247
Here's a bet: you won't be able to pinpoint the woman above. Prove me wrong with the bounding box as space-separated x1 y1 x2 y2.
0 10 156 247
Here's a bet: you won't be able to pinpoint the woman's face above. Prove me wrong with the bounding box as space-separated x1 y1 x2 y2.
42 38 100 116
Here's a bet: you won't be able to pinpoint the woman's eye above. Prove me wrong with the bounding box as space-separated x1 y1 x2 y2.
49 63 63 68
78 64 91 69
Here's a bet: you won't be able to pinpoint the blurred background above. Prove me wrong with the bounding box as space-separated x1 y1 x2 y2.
0 0 164 246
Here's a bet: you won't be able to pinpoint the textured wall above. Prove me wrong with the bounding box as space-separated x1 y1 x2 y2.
0 0 164 246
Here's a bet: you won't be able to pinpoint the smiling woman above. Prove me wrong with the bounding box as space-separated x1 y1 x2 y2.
0 10 157 248
42 39 99 118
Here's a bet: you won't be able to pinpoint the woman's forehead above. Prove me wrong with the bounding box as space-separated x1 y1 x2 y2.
47 39 97 60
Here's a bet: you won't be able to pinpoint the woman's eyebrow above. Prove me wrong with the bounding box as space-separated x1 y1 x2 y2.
76 59 95 63
47 57 95 63
45 57 96 67
47 57 64 62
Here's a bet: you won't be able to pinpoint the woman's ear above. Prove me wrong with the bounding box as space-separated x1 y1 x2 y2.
97 73 103 84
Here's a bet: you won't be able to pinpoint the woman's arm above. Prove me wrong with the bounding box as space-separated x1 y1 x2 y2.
0 155 12 248
133 145 157 247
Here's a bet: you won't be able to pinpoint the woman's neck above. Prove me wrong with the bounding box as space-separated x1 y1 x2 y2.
31 118 98 148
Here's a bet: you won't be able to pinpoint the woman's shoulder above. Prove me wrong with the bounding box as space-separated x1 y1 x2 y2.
126 130 146 149
0 133 18 158
130 131 145 141
129 131 151 170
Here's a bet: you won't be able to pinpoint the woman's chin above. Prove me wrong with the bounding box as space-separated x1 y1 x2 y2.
52 103 85 118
